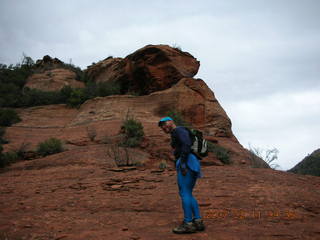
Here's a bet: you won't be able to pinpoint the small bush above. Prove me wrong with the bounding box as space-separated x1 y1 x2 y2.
123 137 141 148
0 146 19 168
20 88 64 107
0 109 21 126
0 55 34 108
107 143 132 166
83 80 121 98
0 145 5 168
96 81 121 97
207 142 231 164
159 160 167 170
2 151 19 163
120 116 144 148
0 127 8 144
66 88 87 108
15 142 31 159
37 138 64 157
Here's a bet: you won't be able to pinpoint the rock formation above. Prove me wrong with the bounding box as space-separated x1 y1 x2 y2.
1 45 320 239
85 44 200 95
24 55 85 91
3 45 258 167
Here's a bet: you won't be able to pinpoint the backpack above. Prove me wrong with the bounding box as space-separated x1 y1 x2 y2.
185 127 208 159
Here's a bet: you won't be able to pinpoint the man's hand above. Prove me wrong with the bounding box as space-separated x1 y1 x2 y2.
181 167 187 176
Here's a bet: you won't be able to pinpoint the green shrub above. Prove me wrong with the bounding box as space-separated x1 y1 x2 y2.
0 56 124 109
19 88 64 107
83 80 121 99
60 85 73 101
0 146 19 168
66 88 87 108
0 55 34 108
0 145 4 168
2 151 19 163
15 142 31 159
60 62 89 82
159 160 167 170
96 81 121 97
0 127 8 144
123 137 141 148
0 108 21 126
37 138 64 157
0 83 21 107
120 117 144 147
207 142 231 164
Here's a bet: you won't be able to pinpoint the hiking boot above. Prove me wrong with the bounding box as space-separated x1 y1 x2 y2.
193 218 205 231
172 221 196 234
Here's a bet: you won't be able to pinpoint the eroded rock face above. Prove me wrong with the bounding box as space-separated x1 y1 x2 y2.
25 68 85 92
4 45 254 166
24 55 85 92
85 44 200 95
85 57 125 84
5 77 250 166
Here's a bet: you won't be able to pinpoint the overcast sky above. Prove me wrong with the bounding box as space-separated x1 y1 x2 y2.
1 0 319 170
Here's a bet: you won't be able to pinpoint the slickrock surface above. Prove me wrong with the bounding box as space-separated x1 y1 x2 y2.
1 156 320 240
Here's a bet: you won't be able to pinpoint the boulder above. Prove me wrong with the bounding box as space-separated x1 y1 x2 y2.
85 44 200 95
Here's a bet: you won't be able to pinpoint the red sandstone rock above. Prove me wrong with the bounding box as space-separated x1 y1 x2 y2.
1 160 319 239
25 68 85 91
85 44 200 95
24 55 85 92
4 76 251 166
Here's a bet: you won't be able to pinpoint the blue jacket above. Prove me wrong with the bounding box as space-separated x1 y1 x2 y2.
171 126 202 178
170 126 192 163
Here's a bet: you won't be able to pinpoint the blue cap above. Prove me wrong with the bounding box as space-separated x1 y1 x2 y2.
158 116 173 127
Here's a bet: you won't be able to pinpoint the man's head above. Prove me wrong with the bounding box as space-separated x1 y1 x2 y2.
158 116 176 134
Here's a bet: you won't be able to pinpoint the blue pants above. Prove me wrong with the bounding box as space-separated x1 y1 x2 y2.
177 167 201 223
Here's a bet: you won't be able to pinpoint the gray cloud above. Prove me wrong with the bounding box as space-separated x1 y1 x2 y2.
1 0 319 169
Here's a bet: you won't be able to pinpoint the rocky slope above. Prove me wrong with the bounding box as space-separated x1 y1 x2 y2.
3 76 252 167
288 149 320 176
1 153 320 240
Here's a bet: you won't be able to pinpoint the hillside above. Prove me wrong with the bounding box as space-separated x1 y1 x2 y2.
1 45 319 239
288 149 320 177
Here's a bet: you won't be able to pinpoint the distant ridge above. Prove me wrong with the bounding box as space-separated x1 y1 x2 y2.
288 148 320 176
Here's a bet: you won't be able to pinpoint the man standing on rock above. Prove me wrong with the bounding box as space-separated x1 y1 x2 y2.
158 117 205 234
